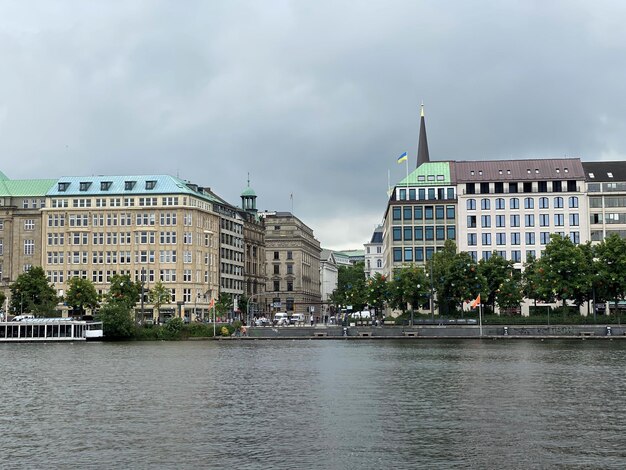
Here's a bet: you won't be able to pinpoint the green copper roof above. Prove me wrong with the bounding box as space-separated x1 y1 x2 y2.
0 179 57 197
241 186 256 197
398 161 451 186
47 174 220 203
0 171 9 181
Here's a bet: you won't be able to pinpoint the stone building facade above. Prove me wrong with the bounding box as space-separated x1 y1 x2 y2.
260 211 321 319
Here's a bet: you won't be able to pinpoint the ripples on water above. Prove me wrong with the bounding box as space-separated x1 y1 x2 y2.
1 339 625 469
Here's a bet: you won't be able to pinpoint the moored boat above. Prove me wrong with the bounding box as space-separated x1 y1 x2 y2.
0 318 103 342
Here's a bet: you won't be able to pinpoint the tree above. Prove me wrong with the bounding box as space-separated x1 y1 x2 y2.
216 292 233 320
535 234 590 312
0 291 6 312
106 274 141 309
148 281 171 321
64 277 99 317
494 270 524 313
9 267 59 316
478 253 515 312
365 273 390 319
430 241 484 316
388 265 429 324
99 302 134 339
330 262 367 312
522 253 548 310
594 234 626 314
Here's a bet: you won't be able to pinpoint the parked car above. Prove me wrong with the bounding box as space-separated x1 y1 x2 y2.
290 313 305 325
254 316 270 326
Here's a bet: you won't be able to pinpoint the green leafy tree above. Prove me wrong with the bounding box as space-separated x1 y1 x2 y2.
536 234 590 311
99 302 134 339
106 274 141 309
9 267 59 316
331 262 367 311
216 292 233 320
478 253 515 312
495 270 524 313
365 273 390 319
522 253 551 308
148 281 171 321
388 265 429 324
65 277 99 316
0 291 6 312
594 233 626 313
430 241 484 316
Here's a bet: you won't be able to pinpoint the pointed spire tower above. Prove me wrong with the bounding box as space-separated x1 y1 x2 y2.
416 103 430 168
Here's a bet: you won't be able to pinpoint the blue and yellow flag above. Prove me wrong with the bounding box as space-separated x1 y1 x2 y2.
397 152 408 163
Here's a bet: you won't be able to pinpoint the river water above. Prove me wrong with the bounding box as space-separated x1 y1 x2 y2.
1 339 625 469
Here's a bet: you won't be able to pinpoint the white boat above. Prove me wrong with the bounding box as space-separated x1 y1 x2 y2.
0 318 104 342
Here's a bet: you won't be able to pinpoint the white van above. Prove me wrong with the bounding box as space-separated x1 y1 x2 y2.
273 312 290 326
290 313 305 325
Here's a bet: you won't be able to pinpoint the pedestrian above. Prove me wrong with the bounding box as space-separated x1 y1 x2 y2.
310 315 314 326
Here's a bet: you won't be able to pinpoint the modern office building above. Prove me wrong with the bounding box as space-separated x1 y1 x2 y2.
582 161 626 242
456 159 588 265
260 211 321 319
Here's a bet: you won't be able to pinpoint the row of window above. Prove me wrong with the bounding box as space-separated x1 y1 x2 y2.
47 212 188 227
468 213 579 228
465 180 578 194
397 187 456 201
46 250 199 265
466 196 579 210
272 280 295 292
392 205 456 221
393 247 438 262
392 225 456 241
468 231 580 246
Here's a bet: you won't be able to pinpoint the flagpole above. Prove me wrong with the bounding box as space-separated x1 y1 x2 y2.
479 302 483 337
405 158 409 188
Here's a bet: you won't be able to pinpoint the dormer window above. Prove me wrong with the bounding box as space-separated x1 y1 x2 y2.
556 168 560 173
417 176 425 182
427 175 435 181
527 169 531 174
470 170 475 176
478 170 483 176
589 173 595 179
535 169 539 173
58 182 70 192
437 175 444 181
564 168 569 173
101 181 112 191
145 180 157 190
507 170 511 175
79 182 92 191
608 172 614 178
499 170 503 175
125 180 136 191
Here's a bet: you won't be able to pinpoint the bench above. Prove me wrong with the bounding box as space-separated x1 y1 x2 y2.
313 332 327 337
403 331 418 337
578 331 594 336
359 332 372 337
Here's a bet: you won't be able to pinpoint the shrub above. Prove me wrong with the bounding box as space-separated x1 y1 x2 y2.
220 326 230 336
99 302 134 339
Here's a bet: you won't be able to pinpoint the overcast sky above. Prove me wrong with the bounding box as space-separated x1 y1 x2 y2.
2 1 626 250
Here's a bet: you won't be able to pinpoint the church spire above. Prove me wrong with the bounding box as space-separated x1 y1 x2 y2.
417 103 430 168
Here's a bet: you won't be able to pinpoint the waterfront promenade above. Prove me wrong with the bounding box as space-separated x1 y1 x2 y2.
233 324 626 340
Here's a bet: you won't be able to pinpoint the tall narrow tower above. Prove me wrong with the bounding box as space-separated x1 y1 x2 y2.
416 104 430 168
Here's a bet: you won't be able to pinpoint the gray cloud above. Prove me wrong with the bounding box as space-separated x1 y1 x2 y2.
1 1 625 249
